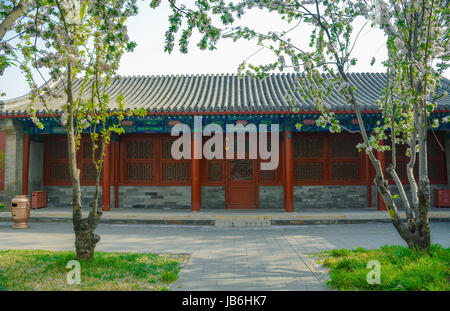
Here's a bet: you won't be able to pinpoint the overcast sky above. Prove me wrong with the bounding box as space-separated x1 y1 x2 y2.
1 1 447 100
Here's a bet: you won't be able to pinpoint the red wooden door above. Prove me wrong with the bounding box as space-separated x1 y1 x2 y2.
227 159 257 209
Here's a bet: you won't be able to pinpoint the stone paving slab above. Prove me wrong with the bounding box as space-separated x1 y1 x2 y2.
0 221 448 291
1 208 449 225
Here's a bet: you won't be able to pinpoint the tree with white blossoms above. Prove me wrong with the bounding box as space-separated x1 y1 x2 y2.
153 0 449 251
0 0 35 96
2 0 140 259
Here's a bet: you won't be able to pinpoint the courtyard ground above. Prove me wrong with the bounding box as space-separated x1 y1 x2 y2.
0 221 448 291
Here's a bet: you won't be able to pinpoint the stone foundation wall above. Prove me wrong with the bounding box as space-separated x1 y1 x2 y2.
294 185 367 209
29 140 44 194
259 186 284 209
118 186 190 209
371 184 448 209
0 119 24 204
44 185 113 209
202 186 225 209
35 183 450 210
44 185 191 209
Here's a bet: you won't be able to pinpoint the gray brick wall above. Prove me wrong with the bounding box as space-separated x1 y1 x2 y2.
118 186 190 209
371 184 448 209
43 185 192 209
259 186 284 209
44 185 108 208
202 186 225 209
294 185 367 209
0 119 24 204
28 140 44 195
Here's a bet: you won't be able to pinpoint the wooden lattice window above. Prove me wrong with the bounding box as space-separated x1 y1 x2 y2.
294 136 322 158
385 132 447 184
127 163 153 181
44 135 71 184
122 136 156 184
49 162 71 182
258 133 281 184
331 162 359 180
426 132 446 182
162 163 190 181
82 140 103 161
329 134 361 182
260 169 276 181
295 162 322 180
127 140 154 159
208 162 223 182
293 134 325 182
49 140 69 159
385 141 409 181
81 163 98 182
330 136 359 158
80 138 103 184
120 136 191 185
160 138 190 183
161 139 174 159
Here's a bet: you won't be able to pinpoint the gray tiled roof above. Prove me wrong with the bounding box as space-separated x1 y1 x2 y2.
0 73 449 115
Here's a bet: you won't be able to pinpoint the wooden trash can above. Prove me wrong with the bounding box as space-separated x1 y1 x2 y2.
434 189 450 208
31 191 47 209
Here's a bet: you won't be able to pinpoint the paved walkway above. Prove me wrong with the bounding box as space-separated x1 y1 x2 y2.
0 221 448 291
1 207 449 225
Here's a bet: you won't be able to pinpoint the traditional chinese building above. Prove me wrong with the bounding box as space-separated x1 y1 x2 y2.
0 73 449 212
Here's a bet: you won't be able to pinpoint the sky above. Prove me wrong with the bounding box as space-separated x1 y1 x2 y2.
0 1 443 101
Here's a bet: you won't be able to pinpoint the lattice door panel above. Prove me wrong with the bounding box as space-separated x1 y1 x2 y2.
260 169 276 181
230 160 253 181
208 162 223 182
49 163 71 182
49 140 68 159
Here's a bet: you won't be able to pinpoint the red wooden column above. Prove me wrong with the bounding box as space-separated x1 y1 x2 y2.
191 132 202 212
365 153 372 208
284 130 294 212
102 142 111 211
112 140 119 209
377 141 387 211
22 133 30 195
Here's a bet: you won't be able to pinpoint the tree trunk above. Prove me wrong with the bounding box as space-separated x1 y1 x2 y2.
74 217 101 260
0 0 27 42
65 63 101 260
341 69 431 253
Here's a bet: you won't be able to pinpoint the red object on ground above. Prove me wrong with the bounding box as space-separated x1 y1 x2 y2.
31 191 46 209
434 189 450 208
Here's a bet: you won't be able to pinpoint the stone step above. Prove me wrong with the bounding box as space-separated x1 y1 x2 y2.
214 219 271 227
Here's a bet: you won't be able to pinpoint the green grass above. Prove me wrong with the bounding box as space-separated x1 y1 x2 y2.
0 250 188 291
315 244 450 291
